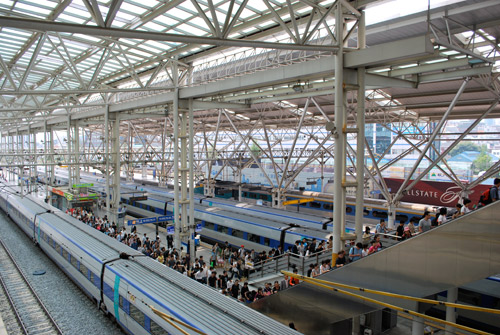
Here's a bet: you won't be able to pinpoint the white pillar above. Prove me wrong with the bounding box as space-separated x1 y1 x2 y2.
445 288 458 334
355 11 366 244
332 2 345 259
188 98 196 260
173 60 181 250
412 316 424 335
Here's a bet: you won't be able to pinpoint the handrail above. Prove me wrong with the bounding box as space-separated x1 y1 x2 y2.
282 272 493 335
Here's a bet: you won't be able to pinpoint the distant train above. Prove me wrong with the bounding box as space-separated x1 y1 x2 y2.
194 181 434 224
37 171 337 253
0 182 300 335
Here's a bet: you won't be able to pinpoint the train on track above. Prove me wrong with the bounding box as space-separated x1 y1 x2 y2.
0 181 299 335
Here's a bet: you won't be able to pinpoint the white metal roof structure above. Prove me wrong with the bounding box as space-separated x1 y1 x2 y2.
0 0 500 332
0 0 499 235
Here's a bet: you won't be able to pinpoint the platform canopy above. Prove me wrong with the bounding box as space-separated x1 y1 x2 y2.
0 0 498 135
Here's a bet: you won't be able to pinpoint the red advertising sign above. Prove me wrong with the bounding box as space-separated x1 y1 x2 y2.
384 178 490 207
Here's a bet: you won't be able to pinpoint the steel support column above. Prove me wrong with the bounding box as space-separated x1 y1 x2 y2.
74 123 80 185
188 98 196 260
105 103 111 217
355 69 366 243
67 114 73 191
173 60 181 250
112 115 121 227
49 126 55 187
445 287 458 334
332 2 344 259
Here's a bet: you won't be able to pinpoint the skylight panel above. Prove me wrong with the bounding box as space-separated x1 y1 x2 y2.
129 0 157 8
73 34 102 43
0 0 14 6
143 21 166 32
144 40 170 50
239 7 258 19
166 7 191 19
121 2 148 15
115 11 135 21
65 5 92 18
15 2 52 15
178 2 198 14
139 43 163 54
176 24 208 36
57 14 87 24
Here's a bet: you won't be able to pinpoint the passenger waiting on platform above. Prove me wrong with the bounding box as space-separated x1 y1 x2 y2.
335 251 347 268
451 203 463 219
263 282 273 296
311 263 321 276
291 240 299 255
396 221 405 238
437 207 447 226
208 271 217 288
368 240 381 255
461 198 473 215
418 211 432 233
280 275 290 290
254 287 265 301
401 227 412 241
230 279 240 299
289 268 300 286
245 289 256 303
240 282 249 301
272 281 280 294
362 244 369 257
349 242 363 262
307 264 314 277
320 260 331 274
407 217 416 234
362 226 371 243
375 219 389 234
218 271 228 290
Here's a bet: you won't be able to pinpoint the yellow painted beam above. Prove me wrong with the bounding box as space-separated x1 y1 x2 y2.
282 197 315 206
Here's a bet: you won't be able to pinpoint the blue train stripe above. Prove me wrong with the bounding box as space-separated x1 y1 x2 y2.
114 275 121 322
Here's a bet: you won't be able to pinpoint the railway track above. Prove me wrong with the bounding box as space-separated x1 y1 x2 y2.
0 238 63 335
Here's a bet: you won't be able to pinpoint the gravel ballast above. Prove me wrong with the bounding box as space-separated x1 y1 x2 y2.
0 209 125 335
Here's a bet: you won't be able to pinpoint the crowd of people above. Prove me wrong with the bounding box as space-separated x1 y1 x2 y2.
66 207 307 303
65 180 500 305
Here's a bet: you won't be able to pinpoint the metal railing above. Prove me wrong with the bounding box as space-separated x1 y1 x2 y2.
247 249 332 281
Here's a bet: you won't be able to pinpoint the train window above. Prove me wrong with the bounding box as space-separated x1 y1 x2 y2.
216 225 228 235
363 209 370 216
259 194 267 200
129 303 145 328
231 229 244 239
79 262 88 277
204 221 215 230
372 211 388 219
55 243 61 254
263 237 270 246
323 203 333 210
310 202 321 208
90 272 95 285
248 233 260 243
150 319 168 335
62 249 69 260
346 207 353 214
250 193 257 199
119 295 124 309
395 215 408 223
70 254 78 269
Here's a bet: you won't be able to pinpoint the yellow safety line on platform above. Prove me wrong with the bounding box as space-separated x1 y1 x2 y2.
281 271 500 315
281 272 493 335
282 197 315 206
150 305 207 335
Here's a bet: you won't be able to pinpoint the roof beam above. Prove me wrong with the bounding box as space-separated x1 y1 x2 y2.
344 35 435 68
0 16 339 52
105 0 124 28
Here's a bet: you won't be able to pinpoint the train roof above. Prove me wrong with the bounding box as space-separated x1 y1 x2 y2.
3 189 300 335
